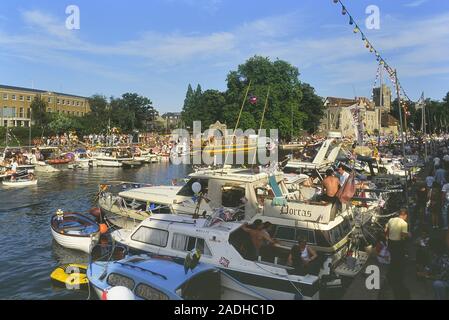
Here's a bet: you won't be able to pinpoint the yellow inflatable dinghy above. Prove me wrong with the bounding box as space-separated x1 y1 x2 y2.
50 264 89 289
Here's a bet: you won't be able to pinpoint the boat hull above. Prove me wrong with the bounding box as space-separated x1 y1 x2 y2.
2 179 37 187
113 238 319 300
33 163 61 173
96 160 123 167
51 228 99 254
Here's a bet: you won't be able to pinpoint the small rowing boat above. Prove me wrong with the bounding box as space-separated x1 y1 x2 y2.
2 179 38 187
51 211 101 253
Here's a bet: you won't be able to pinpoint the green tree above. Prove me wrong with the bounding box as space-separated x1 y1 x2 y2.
30 95 50 128
181 84 204 128
222 56 305 140
48 113 81 134
195 90 226 128
85 95 109 133
299 83 324 133
108 93 154 132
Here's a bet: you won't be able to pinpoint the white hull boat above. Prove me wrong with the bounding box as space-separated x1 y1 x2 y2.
51 213 100 254
96 159 124 167
2 179 38 187
75 159 97 168
112 214 321 300
33 162 61 173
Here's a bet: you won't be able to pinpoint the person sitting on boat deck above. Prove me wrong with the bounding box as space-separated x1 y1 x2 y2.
241 220 278 260
337 164 350 187
302 171 319 188
287 237 319 276
28 171 35 181
321 169 340 204
7 157 19 180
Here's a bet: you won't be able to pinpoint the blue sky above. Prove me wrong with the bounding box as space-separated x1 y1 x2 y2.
1 0 448 112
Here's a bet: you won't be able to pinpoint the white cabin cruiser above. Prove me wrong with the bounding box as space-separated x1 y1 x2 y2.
101 168 368 277
283 134 346 175
73 150 97 168
112 214 319 300
93 147 134 167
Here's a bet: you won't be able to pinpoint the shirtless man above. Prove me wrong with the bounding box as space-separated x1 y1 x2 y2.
322 169 340 203
242 220 277 258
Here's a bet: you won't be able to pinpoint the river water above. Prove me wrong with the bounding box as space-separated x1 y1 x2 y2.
0 163 191 300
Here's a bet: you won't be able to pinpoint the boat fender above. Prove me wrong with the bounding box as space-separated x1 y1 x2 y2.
99 223 108 234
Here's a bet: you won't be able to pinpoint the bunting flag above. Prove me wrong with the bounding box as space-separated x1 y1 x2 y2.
249 96 258 105
371 63 382 99
333 0 412 105
416 92 425 110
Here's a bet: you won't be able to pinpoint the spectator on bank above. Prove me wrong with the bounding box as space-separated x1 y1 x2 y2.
434 156 441 169
416 182 428 229
385 209 410 299
435 165 447 187
428 181 442 229
442 179 449 231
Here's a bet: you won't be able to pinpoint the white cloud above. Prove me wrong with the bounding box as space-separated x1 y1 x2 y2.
21 10 75 40
2 7 449 102
404 0 429 8
162 0 222 13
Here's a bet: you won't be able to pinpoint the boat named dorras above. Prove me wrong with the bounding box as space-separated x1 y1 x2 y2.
263 201 334 224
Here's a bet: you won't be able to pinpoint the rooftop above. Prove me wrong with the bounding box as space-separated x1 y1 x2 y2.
0 84 88 99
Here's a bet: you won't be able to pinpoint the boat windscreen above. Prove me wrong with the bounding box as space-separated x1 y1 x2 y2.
179 270 221 300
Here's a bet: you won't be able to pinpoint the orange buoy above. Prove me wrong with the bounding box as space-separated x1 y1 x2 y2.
99 223 108 234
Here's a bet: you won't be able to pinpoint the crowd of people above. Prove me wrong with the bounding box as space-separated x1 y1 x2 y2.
28 131 176 156
378 135 449 300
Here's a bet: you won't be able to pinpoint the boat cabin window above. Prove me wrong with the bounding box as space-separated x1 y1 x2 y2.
125 199 147 211
255 187 274 206
171 234 212 256
178 270 221 300
315 217 353 247
131 227 168 247
107 273 135 290
177 179 209 197
135 283 169 300
123 199 171 214
274 225 316 245
221 186 245 207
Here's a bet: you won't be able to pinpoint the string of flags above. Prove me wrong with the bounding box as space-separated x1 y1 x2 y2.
333 0 413 116
371 63 382 99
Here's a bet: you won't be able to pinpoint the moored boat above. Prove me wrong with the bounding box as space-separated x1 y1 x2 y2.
50 211 101 253
2 177 38 187
112 214 320 300
122 160 143 169
88 254 270 300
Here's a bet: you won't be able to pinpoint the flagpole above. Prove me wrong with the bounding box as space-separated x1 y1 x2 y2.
252 87 270 165
223 80 252 167
422 93 428 161
394 70 410 214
